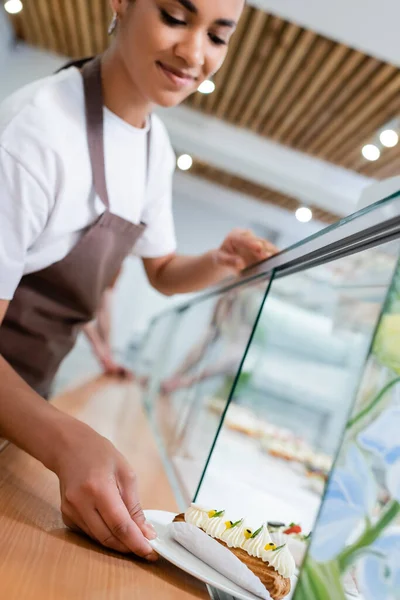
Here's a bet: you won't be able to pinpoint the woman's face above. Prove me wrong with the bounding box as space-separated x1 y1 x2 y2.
111 0 245 107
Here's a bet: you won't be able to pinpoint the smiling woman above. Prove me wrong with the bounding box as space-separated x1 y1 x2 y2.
0 0 275 567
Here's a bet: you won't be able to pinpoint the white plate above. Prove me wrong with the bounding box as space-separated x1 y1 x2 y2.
145 509 291 600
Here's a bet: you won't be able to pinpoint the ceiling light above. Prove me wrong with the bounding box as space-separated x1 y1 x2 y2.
379 129 399 148
177 154 193 171
4 0 23 14
362 144 381 161
295 206 313 223
198 80 215 94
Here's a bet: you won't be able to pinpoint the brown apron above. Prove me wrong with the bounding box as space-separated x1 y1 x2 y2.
0 57 150 398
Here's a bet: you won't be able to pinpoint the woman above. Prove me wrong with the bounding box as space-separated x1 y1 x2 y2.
0 0 276 561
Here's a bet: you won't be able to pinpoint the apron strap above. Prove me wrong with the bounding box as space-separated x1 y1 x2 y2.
82 57 110 209
80 56 152 211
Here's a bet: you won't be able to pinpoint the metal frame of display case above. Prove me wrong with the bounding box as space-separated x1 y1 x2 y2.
149 191 400 319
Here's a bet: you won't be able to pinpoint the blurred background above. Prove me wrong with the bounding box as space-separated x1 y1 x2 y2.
1 0 399 388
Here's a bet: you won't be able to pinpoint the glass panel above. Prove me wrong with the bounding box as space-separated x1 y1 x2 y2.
141 276 271 505
294 257 400 600
135 310 183 412
195 239 400 588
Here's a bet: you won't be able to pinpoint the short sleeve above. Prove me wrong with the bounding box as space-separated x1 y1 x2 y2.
0 147 48 299
133 128 177 258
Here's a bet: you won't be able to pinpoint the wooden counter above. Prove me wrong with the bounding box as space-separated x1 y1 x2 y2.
0 377 209 600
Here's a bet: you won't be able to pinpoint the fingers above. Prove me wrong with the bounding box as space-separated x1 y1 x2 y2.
62 478 157 559
95 486 158 561
81 508 133 554
222 230 278 270
217 251 246 271
63 504 131 554
231 231 277 257
118 469 157 542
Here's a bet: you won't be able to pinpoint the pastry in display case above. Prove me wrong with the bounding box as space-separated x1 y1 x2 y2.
138 189 400 600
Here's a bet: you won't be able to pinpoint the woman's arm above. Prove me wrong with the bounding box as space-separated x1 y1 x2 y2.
0 300 156 559
143 229 277 296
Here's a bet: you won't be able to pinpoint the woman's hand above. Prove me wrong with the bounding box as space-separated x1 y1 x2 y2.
215 229 278 272
54 420 158 559
101 354 135 380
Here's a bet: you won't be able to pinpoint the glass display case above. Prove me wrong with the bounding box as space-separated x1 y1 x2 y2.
136 190 400 600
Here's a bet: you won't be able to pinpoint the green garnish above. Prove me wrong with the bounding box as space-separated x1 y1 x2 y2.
251 525 263 539
272 544 286 552
303 532 312 541
231 519 243 528
212 510 225 518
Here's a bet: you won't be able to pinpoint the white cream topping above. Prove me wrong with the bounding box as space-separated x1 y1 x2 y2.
260 545 296 578
183 507 296 578
221 519 247 547
185 504 209 529
270 530 307 567
243 525 273 558
204 516 226 538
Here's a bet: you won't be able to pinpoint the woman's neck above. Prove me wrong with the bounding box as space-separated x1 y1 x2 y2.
101 49 152 129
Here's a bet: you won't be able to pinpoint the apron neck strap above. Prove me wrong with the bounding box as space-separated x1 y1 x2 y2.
81 56 152 211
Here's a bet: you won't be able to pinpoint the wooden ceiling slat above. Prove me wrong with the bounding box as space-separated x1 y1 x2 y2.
73 0 93 57
16 3 36 45
50 0 71 56
321 71 400 161
228 15 283 122
238 22 299 129
285 50 365 147
24 0 49 49
223 11 273 120
256 29 317 134
364 147 400 177
273 43 348 142
331 93 400 168
214 9 267 119
266 37 332 138
361 150 400 179
8 12 24 40
89 0 105 55
293 53 374 149
100 0 110 52
100 0 112 53
308 62 396 156
63 0 84 57
36 0 60 54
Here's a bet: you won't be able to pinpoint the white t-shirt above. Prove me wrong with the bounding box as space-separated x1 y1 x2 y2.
0 66 177 300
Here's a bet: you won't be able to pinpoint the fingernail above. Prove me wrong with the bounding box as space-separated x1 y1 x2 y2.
143 522 157 540
145 550 159 562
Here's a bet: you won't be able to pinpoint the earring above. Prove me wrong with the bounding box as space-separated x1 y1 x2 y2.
108 12 118 35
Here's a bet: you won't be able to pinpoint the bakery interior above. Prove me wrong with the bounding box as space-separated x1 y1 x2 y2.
1 1 400 600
